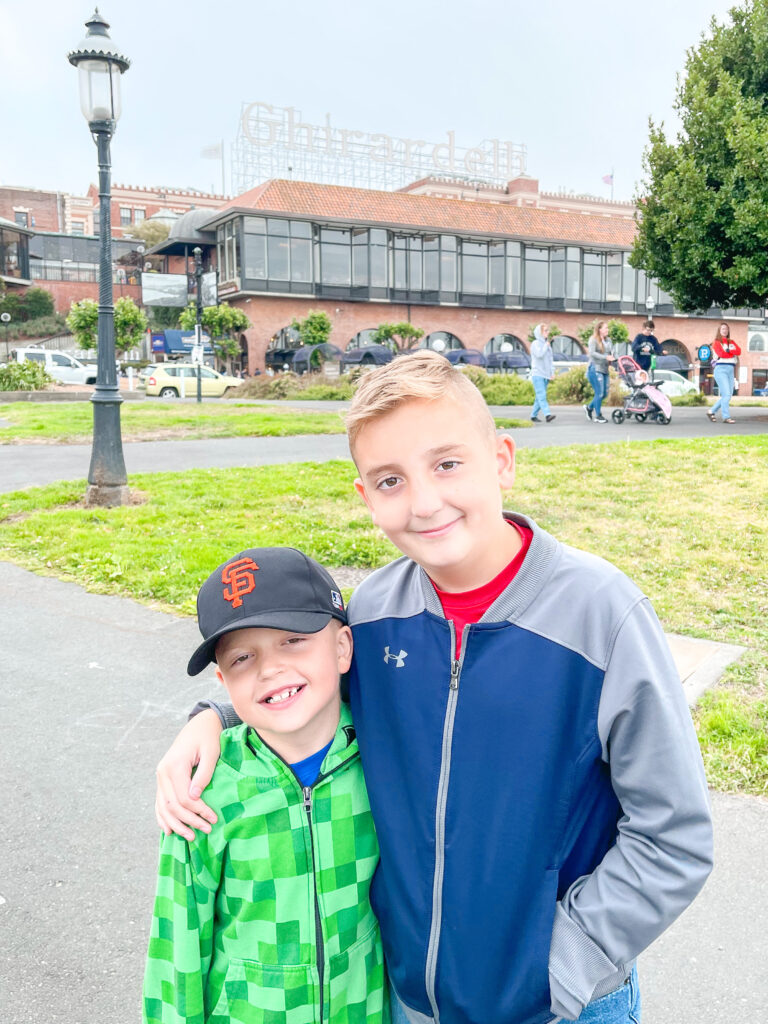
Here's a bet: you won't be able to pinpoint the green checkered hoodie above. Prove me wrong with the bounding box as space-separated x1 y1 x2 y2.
143 703 388 1024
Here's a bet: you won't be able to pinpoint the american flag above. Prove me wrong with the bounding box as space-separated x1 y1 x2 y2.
602 173 614 185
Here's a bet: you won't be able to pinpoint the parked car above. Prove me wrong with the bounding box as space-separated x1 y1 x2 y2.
145 363 243 398
752 384 768 397
650 369 699 397
340 344 395 370
6 346 97 385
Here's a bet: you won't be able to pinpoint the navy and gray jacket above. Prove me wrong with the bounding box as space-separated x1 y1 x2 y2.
204 514 713 1024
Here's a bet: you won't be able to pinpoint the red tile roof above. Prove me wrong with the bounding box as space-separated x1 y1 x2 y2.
216 179 637 248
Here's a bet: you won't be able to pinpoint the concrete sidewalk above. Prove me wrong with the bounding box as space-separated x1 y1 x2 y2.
0 560 764 1023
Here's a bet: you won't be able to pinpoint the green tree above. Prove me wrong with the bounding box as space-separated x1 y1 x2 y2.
290 310 332 348
21 287 55 321
371 322 425 352
632 0 768 310
67 296 148 355
148 305 184 329
577 319 629 347
178 302 250 369
128 220 171 249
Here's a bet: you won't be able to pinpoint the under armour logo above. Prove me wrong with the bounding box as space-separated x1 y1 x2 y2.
383 646 408 668
222 557 259 608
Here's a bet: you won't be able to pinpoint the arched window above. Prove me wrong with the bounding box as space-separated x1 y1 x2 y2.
347 328 379 350
747 331 766 352
484 333 527 355
551 335 585 360
422 331 464 351
660 339 691 361
267 326 301 351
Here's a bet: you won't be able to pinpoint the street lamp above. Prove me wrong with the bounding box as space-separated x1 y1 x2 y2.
193 246 204 403
645 295 656 318
68 9 130 506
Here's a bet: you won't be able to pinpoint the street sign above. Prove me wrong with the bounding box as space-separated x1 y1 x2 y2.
697 344 712 362
191 345 204 364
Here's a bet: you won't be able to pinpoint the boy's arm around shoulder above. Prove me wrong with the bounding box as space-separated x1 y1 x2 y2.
144 784 228 1023
548 597 713 1020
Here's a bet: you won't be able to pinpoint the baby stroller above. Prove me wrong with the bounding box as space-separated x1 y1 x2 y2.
611 355 672 425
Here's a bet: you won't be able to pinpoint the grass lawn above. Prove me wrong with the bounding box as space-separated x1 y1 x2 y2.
0 401 347 443
0 435 765 795
0 401 530 442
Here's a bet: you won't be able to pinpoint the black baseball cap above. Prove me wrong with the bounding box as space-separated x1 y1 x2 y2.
187 547 346 676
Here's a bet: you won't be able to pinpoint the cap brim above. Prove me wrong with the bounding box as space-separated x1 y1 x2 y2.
187 610 336 676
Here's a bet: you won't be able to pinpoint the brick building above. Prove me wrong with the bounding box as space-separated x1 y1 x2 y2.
0 183 228 239
173 177 767 393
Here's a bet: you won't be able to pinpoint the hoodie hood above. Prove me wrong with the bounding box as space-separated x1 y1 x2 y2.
533 325 548 344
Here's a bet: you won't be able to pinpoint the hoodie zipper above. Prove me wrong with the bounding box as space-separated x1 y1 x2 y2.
303 785 325 1022
300 751 358 1024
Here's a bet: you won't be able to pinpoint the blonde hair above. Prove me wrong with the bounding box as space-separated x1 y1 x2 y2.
346 350 495 453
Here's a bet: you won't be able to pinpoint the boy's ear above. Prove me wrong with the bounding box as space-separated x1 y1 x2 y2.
337 624 353 673
495 433 516 491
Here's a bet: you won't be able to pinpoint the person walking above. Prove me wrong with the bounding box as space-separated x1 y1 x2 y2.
584 321 615 423
529 323 556 423
707 322 741 424
631 320 662 372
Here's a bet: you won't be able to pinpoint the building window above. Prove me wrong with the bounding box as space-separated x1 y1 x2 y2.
320 227 351 286
71 221 85 237
605 253 622 301
440 235 457 293
119 208 132 226
352 228 369 287
134 209 145 224
524 246 549 299
550 248 565 299
582 251 603 302
461 240 488 294
14 212 29 228
566 247 580 301
622 253 636 304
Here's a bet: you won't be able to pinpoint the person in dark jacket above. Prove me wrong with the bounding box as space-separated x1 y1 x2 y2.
631 321 662 372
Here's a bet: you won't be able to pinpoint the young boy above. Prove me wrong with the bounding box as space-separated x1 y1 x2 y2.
144 547 387 1024
631 320 662 372
155 353 713 1024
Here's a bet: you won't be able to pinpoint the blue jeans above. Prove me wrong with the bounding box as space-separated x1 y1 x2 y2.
711 363 735 419
587 365 609 417
390 968 641 1024
532 375 551 417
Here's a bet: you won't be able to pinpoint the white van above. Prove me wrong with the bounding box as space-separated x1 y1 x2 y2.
8 347 97 386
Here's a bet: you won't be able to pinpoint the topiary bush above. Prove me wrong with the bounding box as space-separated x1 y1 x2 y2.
0 360 54 391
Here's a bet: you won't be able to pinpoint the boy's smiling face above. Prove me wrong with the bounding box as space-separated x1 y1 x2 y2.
353 396 519 592
215 621 352 763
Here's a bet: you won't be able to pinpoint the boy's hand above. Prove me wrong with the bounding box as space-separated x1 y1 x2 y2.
154 710 222 840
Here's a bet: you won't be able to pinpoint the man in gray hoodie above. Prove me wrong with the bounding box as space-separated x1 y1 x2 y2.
530 323 556 423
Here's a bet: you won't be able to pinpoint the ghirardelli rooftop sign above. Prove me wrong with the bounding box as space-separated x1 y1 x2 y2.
235 102 527 190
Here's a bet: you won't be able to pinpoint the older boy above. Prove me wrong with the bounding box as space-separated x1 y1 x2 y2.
156 354 712 1024
144 547 387 1024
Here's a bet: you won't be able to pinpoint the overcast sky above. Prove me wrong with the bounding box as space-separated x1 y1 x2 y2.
0 0 737 203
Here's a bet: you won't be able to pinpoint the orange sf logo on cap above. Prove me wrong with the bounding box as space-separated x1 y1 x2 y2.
222 557 259 608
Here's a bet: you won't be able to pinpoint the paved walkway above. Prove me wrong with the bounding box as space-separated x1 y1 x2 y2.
0 562 764 1023
0 403 765 494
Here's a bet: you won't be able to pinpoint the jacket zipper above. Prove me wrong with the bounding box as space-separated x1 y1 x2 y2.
303 785 325 1024
424 624 466 1024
